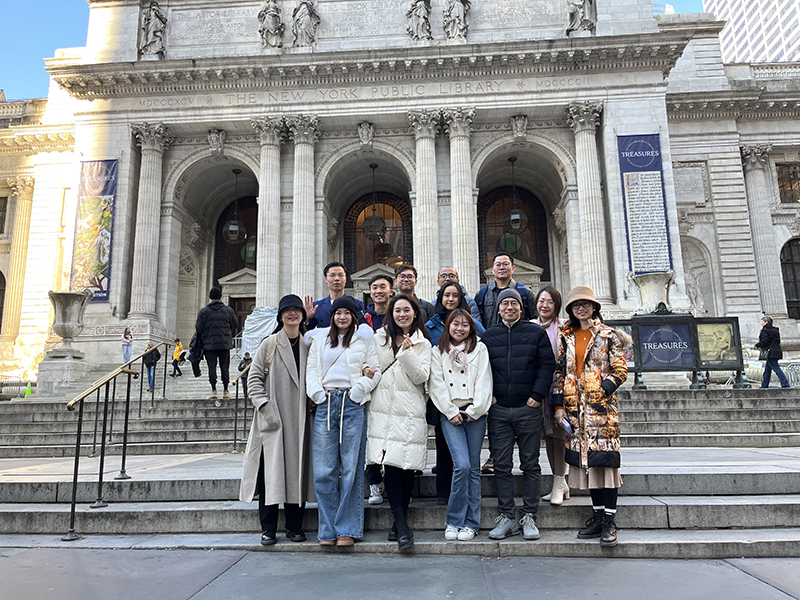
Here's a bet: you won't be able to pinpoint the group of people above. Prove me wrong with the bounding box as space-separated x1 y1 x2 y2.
239 253 629 550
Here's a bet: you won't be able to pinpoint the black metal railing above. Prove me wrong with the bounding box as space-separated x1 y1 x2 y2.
230 362 252 452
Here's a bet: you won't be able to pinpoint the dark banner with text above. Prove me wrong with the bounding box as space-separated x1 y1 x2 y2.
618 134 673 275
71 160 118 303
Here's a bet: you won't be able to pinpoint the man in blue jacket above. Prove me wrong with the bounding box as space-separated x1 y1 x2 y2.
303 261 365 329
481 288 556 541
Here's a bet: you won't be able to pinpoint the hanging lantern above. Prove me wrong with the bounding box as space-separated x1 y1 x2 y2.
503 157 528 235
362 163 387 242
223 168 247 245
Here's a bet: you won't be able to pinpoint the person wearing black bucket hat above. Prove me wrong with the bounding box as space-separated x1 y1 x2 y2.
240 294 313 546
306 292 380 547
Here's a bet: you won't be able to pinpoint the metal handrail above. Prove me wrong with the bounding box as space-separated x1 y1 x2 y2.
66 341 171 411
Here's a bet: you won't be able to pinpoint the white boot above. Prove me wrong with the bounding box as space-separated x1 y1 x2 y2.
549 475 569 505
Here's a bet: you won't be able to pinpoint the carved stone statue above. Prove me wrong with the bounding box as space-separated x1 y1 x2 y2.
140 0 168 58
292 0 321 47
208 129 226 155
510 115 528 141
443 0 470 40
685 267 706 314
358 122 374 148
566 0 597 36
258 0 285 48
407 0 432 41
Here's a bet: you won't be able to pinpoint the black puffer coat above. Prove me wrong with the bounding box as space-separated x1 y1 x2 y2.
481 319 556 408
195 301 239 351
756 324 783 360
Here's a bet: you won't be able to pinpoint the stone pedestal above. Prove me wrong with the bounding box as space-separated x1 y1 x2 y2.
37 356 91 394
37 290 94 392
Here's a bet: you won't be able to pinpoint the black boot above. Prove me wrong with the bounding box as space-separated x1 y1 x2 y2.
577 510 604 539
391 507 414 551
387 523 398 542
600 513 618 547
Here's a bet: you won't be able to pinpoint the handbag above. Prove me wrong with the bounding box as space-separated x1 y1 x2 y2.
759 348 769 361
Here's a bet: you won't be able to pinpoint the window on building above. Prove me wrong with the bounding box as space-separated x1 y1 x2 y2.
781 238 800 319
343 192 413 275
0 197 6 235
777 164 800 204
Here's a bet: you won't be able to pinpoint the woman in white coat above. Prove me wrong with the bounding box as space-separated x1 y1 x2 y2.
428 309 492 541
239 294 312 546
366 294 432 550
306 296 380 547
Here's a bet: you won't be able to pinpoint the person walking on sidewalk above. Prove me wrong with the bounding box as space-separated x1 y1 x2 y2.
195 287 238 401
481 288 556 542
553 286 628 547
534 286 570 506
428 309 492 542
367 294 432 551
306 296 381 547
756 316 791 389
143 342 161 392
171 338 183 377
240 295 314 546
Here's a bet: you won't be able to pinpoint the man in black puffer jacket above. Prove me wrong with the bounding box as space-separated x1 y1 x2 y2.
481 288 556 542
195 287 239 401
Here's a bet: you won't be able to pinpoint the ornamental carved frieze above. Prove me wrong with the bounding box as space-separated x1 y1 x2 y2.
565 102 602 133
358 122 374 149
442 107 475 138
131 122 174 152
407 110 440 140
510 115 528 141
285 115 322 145
741 144 772 172
251 116 286 146
207 129 227 155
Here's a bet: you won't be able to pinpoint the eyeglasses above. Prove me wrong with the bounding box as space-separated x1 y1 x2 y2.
499 300 520 309
493 261 512 268
396 274 416 280
438 273 458 280
572 301 594 310
537 299 555 306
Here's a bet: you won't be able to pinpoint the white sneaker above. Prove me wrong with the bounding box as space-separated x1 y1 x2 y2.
444 524 459 541
368 484 383 505
457 527 477 541
520 512 540 540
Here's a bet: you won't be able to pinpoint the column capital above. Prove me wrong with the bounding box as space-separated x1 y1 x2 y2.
251 116 286 146
442 107 475 139
408 110 440 140
6 177 34 201
131 122 174 152
566 102 603 133
741 144 772 172
286 115 321 145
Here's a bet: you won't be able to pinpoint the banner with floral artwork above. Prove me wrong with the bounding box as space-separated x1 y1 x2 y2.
71 160 118 302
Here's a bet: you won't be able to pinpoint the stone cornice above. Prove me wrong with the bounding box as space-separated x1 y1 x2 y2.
47 31 694 101
0 125 75 156
667 90 800 122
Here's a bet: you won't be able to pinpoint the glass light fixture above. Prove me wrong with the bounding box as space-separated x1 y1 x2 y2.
222 168 247 245
362 163 387 242
503 157 528 235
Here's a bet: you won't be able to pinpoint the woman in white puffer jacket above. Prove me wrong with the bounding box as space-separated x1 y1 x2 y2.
366 294 432 551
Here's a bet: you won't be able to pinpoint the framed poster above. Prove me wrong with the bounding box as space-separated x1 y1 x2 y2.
696 317 745 369
632 315 697 372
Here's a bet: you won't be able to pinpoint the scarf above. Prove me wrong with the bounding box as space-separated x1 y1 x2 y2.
448 343 469 374
535 317 559 358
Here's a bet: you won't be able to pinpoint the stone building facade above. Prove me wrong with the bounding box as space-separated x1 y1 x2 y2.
0 0 799 375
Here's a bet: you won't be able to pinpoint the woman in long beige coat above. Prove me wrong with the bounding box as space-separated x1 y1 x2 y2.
240 294 314 546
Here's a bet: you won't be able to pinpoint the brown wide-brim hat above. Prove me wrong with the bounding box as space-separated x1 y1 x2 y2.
565 286 600 312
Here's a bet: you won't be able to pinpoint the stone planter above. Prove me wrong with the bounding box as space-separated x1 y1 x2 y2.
629 271 675 314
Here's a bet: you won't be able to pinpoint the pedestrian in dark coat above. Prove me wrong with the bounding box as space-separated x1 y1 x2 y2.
756 316 791 388
142 342 161 392
195 287 238 400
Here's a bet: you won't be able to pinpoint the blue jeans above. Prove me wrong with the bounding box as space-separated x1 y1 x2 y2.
122 345 132 363
312 389 367 541
441 413 486 530
487 403 542 518
146 365 155 389
762 359 790 388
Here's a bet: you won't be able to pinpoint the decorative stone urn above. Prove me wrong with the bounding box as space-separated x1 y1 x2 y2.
628 271 675 314
48 289 94 358
37 289 94 393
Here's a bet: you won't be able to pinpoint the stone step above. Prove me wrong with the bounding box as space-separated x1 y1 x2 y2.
0 440 237 458
622 432 800 447
0 417 242 434
617 389 800 401
5 528 795 559
621 420 800 435
2 495 799 536
619 397 797 410
0 428 238 446
621 408 800 421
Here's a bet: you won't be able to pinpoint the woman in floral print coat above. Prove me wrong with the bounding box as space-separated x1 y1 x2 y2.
553 286 627 547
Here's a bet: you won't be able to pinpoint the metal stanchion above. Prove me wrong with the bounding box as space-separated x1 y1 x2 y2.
137 355 145 419
116 371 136 480
62 400 85 541
160 343 169 402
107 377 117 444
89 388 101 458
89 382 111 509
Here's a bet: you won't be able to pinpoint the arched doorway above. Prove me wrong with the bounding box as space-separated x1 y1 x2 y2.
781 237 800 319
477 186 550 283
343 192 413 275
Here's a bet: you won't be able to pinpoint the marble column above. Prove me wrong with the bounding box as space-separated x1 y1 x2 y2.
251 117 285 307
285 115 321 298
741 145 788 317
408 110 441 302
566 102 611 302
129 123 173 318
443 107 479 295
1 177 34 340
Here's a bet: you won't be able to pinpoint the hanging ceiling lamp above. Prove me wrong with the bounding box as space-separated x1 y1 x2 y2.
362 163 387 242
503 156 528 235
222 168 247 245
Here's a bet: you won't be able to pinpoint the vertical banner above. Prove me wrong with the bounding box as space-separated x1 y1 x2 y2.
618 135 673 274
71 160 118 303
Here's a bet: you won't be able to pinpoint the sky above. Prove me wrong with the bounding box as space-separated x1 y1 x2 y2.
1 0 706 102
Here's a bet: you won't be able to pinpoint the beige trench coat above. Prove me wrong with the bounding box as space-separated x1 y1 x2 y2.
239 329 314 504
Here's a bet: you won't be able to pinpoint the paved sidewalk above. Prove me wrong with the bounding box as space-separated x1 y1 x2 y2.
0 546 798 600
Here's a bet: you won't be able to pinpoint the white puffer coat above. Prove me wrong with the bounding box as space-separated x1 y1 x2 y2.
366 329 432 471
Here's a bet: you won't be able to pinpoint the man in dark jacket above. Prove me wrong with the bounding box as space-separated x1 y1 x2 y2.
195 287 239 400
238 352 252 399
475 252 537 328
304 262 365 329
481 288 556 542
143 342 161 393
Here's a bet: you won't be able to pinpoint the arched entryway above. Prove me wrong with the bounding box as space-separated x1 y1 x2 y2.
343 192 413 275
